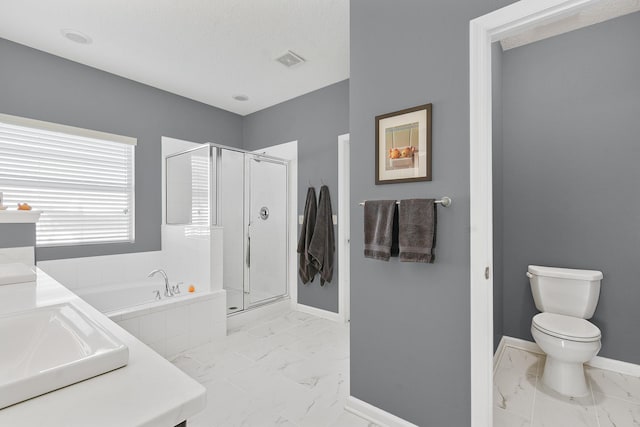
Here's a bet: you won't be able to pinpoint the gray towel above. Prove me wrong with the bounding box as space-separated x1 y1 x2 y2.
297 187 318 284
364 200 397 261
308 185 335 286
398 199 436 263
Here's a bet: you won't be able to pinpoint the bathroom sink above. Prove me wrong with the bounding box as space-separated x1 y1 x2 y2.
0 303 129 409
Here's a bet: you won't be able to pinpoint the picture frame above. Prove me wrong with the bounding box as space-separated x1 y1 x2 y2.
375 103 432 184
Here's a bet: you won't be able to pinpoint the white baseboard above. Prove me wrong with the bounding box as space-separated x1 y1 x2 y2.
345 396 418 427
295 303 343 323
497 335 640 377
493 335 509 370
588 354 640 376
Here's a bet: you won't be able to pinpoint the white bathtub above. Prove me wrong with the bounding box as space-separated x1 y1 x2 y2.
75 282 226 359
77 280 200 315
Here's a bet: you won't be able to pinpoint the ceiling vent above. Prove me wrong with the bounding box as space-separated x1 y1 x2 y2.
275 50 305 68
61 29 92 45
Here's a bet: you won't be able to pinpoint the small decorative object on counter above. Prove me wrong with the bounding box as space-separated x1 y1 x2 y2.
188 285 195 293
17 203 32 211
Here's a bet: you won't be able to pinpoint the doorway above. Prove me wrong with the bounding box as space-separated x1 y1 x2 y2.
468 1 633 426
338 133 350 322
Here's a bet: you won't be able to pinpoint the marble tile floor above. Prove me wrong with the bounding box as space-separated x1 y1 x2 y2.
494 345 640 427
170 309 379 427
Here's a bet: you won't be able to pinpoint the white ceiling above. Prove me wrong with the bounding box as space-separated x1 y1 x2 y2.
0 0 349 116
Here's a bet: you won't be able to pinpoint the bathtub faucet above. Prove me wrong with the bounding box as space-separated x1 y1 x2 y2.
147 269 174 297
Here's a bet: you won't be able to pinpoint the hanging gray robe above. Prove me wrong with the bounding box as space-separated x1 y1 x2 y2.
297 187 318 284
308 185 335 286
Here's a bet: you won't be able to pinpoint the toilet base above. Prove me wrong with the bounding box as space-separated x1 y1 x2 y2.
541 356 589 397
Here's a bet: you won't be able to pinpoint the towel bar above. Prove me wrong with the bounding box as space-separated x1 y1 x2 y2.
358 197 451 208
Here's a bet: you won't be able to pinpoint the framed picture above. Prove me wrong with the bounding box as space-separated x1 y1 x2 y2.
375 103 432 184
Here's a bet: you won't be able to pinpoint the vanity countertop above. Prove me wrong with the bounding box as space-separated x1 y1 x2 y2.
0 268 206 427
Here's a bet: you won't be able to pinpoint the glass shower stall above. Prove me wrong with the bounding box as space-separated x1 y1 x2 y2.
166 143 289 314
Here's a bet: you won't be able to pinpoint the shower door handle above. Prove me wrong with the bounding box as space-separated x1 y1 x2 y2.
245 226 251 295
246 235 251 268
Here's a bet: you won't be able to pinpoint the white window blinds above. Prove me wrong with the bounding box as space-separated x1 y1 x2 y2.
0 114 136 246
191 153 210 226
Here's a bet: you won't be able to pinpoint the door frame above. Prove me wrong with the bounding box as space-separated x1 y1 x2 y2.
469 1 603 426
338 133 350 323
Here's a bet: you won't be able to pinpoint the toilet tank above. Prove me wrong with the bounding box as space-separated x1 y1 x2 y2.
528 265 602 319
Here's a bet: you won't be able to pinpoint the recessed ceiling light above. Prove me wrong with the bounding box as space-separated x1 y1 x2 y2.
276 50 306 68
232 94 249 102
61 29 92 45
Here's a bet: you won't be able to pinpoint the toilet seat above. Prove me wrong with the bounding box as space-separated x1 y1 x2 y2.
532 313 601 342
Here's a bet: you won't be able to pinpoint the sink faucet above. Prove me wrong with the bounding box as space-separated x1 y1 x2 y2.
147 269 173 297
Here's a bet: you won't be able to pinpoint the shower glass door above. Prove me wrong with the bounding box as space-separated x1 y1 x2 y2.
219 148 246 313
245 154 288 307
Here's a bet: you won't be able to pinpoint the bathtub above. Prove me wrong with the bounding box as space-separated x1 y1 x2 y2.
75 282 226 359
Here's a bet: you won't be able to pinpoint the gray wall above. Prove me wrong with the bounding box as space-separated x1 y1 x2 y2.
242 80 349 313
0 38 243 261
0 224 35 248
500 12 640 364
349 1 511 425
493 42 504 351
0 37 347 314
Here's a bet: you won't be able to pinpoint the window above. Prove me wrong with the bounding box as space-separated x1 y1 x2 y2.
0 114 136 246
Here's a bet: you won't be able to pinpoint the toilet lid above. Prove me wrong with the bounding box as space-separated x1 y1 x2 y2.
532 313 601 342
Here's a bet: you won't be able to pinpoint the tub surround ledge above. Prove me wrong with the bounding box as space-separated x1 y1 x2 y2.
0 268 205 427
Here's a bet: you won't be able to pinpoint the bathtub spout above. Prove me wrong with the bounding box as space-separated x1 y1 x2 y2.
147 269 173 297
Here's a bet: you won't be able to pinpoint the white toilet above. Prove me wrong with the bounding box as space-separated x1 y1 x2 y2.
527 265 603 397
